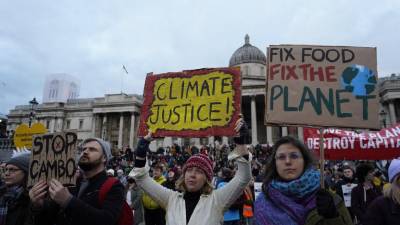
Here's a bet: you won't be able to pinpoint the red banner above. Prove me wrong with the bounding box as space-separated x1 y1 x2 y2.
303 124 400 160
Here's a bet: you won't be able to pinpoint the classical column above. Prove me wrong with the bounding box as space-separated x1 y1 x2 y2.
282 126 288 136
101 114 107 140
193 138 200 146
163 137 173 147
297 127 304 142
129 113 136 148
50 118 56 133
91 114 96 136
251 96 258 145
222 137 229 145
389 101 397 126
208 136 215 147
57 118 63 132
118 114 124 149
267 126 273 145
177 138 183 146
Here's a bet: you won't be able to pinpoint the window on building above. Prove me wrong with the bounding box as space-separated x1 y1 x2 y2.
79 119 84 129
66 120 71 129
46 120 50 129
49 80 59 99
260 66 265 76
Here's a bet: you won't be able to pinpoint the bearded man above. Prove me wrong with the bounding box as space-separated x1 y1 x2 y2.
29 138 126 225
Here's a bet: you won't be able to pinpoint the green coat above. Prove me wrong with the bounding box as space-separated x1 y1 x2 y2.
306 192 353 225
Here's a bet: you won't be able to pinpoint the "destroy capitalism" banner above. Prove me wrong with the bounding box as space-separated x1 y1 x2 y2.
303 124 400 160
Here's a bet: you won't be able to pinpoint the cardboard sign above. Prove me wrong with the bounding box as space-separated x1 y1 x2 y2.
265 45 379 129
303 124 400 160
138 68 241 137
14 123 47 149
28 132 77 188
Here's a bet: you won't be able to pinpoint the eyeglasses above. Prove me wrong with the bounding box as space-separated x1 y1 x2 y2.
275 152 302 161
4 168 22 173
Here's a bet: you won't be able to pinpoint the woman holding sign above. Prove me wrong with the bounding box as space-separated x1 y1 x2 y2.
129 118 251 225
253 136 352 225
0 152 32 225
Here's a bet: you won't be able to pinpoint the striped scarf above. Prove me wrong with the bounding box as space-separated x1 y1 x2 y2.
0 185 24 225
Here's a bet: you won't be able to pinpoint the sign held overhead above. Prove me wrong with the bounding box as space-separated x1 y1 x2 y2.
138 68 242 137
265 45 379 129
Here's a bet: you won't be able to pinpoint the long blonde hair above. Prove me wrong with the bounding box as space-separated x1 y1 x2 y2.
175 174 213 195
383 175 400 205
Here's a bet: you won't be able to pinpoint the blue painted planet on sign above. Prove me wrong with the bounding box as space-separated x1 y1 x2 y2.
340 64 377 97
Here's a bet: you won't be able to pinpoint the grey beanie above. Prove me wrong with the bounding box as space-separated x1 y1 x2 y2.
7 152 31 173
81 138 113 164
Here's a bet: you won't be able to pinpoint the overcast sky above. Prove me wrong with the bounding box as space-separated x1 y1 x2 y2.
1 0 399 114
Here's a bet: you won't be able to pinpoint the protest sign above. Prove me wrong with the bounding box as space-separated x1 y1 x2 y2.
265 45 379 129
28 132 77 188
14 123 47 149
254 182 263 200
342 183 357 207
303 124 400 160
138 68 241 137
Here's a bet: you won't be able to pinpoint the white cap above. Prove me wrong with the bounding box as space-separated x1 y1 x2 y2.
107 169 115 176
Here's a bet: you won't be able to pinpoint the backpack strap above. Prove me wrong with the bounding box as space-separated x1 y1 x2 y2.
99 177 118 204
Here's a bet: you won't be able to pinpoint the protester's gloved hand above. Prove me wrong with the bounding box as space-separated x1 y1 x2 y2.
233 116 250 145
316 189 338 219
134 131 152 167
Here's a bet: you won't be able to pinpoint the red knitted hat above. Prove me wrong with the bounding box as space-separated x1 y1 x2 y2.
183 154 213 182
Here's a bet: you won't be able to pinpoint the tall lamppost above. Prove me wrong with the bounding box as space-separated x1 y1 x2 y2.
28 97 38 127
379 109 387 128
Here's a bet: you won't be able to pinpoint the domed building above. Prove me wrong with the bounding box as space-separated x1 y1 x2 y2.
228 35 301 145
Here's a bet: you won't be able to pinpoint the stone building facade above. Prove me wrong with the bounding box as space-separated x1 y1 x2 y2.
378 74 400 128
7 93 142 151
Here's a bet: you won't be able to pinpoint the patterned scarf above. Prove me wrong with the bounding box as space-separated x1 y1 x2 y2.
0 185 24 225
254 169 320 225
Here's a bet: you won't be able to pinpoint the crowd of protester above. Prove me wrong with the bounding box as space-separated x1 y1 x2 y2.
0 124 399 224
102 136 398 225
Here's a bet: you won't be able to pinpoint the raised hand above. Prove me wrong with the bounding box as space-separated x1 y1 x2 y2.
233 116 250 145
49 179 72 207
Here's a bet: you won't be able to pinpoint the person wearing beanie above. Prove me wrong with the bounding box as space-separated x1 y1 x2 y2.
0 152 32 225
364 158 400 225
335 165 357 221
351 163 382 224
129 118 252 225
28 137 127 225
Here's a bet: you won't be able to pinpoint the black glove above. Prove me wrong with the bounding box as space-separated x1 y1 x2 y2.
134 138 150 167
316 189 338 219
233 120 250 145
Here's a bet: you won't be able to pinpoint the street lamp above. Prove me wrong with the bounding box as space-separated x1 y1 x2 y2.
379 109 387 128
28 97 38 127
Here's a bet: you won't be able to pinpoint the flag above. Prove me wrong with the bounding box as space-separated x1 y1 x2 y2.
122 65 128 74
